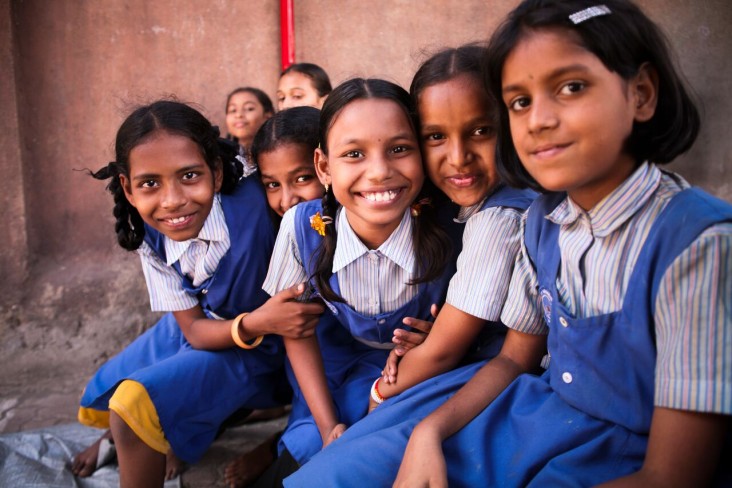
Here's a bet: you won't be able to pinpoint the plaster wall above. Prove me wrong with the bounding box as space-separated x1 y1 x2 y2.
1 0 731 377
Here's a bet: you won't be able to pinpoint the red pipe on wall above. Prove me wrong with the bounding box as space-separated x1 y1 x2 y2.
280 0 295 71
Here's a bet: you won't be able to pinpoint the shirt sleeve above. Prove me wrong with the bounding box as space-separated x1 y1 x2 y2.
500 210 549 335
137 241 198 312
262 207 308 296
654 222 732 414
447 206 523 321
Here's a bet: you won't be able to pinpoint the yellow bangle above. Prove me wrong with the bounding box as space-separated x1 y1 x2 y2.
230 313 264 349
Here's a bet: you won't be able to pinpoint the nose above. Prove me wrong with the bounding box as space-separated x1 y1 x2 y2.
447 138 471 169
527 96 559 134
280 185 301 214
366 153 393 182
160 182 187 210
281 98 294 110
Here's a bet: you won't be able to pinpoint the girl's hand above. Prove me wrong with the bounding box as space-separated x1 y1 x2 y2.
323 423 347 448
393 423 448 488
384 303 440 383
247 283 324 339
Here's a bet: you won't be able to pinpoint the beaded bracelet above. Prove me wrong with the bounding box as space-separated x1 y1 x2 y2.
230 312 264 350
370 377 385 405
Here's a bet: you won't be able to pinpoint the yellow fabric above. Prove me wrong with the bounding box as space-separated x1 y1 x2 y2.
78 406 110 429
108 380 170 455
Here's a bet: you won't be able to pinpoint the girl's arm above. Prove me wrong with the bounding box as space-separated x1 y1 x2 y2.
393 329 546 487
376 304 486 401
174 283 324 350
596 408 729 488
284 335 344 446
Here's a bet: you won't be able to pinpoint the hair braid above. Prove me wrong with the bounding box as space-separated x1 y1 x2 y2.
312 185 343 302
89 162 145 251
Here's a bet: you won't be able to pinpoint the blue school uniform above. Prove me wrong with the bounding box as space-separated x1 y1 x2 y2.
283 186 535 483
285 184 732 487
278 199 460 465
79 177 289 464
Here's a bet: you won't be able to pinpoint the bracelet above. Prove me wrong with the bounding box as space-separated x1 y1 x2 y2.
230 313 264 349
370 377 385 405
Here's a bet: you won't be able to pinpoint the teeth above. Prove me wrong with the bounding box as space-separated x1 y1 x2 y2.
169 216 187 224
363 190 398 202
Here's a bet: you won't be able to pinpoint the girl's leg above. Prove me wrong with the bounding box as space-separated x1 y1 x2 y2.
110 410 165 488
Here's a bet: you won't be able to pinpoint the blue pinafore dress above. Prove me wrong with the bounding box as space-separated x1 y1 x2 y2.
79 177 290 463
282 186 535 474
278 199 461 465
285 187 731 487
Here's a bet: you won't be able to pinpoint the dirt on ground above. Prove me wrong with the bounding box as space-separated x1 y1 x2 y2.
0 251 285 486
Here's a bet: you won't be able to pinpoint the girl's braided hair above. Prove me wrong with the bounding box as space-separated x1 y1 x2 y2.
90 100 242 251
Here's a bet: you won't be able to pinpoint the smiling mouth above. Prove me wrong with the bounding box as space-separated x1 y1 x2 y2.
531 143 570 159
360 189 402 203
448 174 479 187
162 214 193 225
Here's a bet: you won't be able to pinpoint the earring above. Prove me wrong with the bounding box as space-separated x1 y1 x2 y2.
324 183 330 193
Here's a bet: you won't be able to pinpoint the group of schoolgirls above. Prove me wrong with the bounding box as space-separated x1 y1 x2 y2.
74 0 731 486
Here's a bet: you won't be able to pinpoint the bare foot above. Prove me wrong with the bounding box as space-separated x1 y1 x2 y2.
165 449 185 480
71 430 113 477
224 433 278 488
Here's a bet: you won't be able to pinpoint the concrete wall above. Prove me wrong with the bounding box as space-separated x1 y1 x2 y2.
1 1 731 360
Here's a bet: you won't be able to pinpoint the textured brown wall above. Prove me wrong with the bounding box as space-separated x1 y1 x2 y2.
1 0 731 326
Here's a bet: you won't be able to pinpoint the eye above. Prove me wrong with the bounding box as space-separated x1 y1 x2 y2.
507 96 531 113
343 150 364 158
296 174 315 183
140 179 158 189
391 144 414 155
182 172 199 181
560 81 585 95
264 181 280 190
473 126 495 137
423 132 445 142
293 94 303 100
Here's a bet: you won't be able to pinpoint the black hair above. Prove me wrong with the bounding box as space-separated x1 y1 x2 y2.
410 43 494 119
89 100 243 251
250 106 321 168
486 0 700 190
314 78 452 303
281 63 333 97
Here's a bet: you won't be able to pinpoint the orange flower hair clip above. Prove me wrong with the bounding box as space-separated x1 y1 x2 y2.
310 211 333 236
410 198 432 217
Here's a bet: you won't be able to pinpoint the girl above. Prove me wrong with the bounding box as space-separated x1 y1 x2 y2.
283 45 535 487
256 78 458 484
225 87 274 161
276 63 332 111
390 0 731 486
223 105 325 488
252 106 326 218
74 101 322 487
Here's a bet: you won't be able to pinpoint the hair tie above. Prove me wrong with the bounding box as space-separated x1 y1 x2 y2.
211 125 222 139
310 211 333 236
410 197 432 217
569 5 611 24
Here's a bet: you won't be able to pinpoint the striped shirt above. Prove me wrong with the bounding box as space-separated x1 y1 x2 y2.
138 194 231 311
501 163 732 414
263 206 417 316
446 199 523 321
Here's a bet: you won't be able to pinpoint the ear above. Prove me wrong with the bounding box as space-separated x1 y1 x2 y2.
213 158 224 192
119 174 137 208
316 94 328 110
632 63 659 123
314 147 331 187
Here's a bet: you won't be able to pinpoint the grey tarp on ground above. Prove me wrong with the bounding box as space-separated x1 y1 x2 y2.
0 423 180 487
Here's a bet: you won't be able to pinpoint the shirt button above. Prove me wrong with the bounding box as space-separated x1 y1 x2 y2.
378 319 386 324
559 317 568 327
562 372 573 384
201 289 208 295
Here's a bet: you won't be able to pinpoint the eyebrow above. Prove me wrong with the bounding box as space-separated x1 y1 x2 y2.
261 165 315 179
502 64 591 94
131 164 204 180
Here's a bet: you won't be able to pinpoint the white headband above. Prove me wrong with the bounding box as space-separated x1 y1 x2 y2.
569 5 611 24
